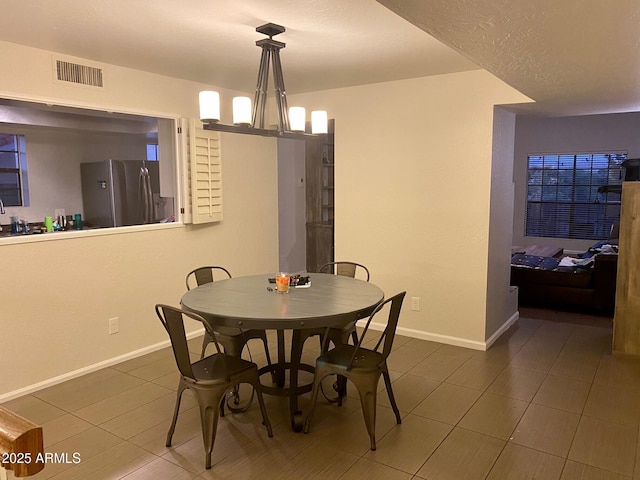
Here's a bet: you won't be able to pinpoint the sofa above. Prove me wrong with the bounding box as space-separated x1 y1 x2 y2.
510 242 618 315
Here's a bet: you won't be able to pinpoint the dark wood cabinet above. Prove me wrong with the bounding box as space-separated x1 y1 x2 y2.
305 122 334 272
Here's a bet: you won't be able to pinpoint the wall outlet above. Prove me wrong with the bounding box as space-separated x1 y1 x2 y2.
411 297 420 311
108 317 119 335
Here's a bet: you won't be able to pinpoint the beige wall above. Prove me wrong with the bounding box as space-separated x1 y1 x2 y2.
0 42 279 398
0 39 532 398
290 71 530 348
486 107 520 340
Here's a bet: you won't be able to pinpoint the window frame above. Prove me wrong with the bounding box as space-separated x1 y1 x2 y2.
0 96 190 244
525 151 626 241
0 133 29 207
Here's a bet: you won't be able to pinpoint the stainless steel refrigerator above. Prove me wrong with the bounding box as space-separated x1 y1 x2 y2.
81 159 159 228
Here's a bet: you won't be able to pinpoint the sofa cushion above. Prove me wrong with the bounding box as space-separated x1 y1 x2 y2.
511 267 593 288
511 254 560 269
510 253 593 289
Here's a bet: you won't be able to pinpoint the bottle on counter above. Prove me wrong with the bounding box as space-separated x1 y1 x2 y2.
10 215 20 234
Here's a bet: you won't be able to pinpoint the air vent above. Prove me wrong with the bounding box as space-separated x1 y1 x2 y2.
56 60 103 87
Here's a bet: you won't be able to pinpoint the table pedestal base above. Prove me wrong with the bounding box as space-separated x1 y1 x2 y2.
256 329 325 431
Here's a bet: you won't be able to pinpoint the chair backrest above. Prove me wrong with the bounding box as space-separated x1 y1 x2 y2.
185 266 232 290
350 292 406 368
319 261 370 282
155 304 222 380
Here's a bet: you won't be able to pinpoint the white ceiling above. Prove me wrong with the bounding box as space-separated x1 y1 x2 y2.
1 0 638 116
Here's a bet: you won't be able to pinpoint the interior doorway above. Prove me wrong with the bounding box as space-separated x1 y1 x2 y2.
277 121 335 273
277 138 307 272
305 124 335 272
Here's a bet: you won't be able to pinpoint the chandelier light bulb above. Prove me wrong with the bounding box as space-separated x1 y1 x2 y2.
199 91 220 122
289 106 306 132
311 110 328 134
233 96 252 125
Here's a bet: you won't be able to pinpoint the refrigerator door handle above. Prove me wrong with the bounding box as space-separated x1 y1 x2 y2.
107 159 118 227
139 162 154 224
144 168 153 223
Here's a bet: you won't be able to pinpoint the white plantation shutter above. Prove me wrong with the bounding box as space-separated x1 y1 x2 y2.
188 119 222 224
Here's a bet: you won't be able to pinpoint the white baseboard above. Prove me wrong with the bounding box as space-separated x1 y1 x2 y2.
359 311 520 352
3 314 523 402
0 329 204 403
485 311 520 350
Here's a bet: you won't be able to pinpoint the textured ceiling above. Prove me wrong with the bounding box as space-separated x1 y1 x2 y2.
1 1 638 116
378 0 640 116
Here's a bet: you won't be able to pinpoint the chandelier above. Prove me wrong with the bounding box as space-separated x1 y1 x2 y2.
199 23 328 138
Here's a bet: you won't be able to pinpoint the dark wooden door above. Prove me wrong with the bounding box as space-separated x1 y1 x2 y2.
305 121 334 272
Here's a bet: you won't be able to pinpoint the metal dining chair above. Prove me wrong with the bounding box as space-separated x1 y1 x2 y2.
318 261 370 346
186 266 274 363
319 261 370 282
304 292 406 450
155 304 273 469
316 261 373 401
186 266 275 412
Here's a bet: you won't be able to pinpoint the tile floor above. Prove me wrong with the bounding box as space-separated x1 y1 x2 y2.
3 308 640 479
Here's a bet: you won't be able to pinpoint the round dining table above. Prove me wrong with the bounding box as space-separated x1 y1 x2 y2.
180 272 384 431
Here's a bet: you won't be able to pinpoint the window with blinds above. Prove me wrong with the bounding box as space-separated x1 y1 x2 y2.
526 152 626 240
0 133 29 207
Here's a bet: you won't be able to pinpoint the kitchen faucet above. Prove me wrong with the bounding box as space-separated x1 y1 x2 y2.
0 198 5 215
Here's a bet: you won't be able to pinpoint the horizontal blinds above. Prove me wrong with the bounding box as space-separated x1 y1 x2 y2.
0 133 25 206
525 153 625 240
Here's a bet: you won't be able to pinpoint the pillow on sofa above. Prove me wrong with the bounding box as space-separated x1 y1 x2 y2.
559 256 595 268
583 242 619 258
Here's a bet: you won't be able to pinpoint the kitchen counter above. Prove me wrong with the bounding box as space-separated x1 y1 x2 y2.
0 223 93 239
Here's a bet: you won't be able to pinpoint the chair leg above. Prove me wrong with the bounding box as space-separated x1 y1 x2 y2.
352 375 380 451
382 370 402 425
303 371 326 434
260 332 276 383
197 402 221 470
166 381 188 447
318 334 326 352
320 329 352 403
217 337 250 412
219 395 226 418
336 375 348 406
251 377 273 437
